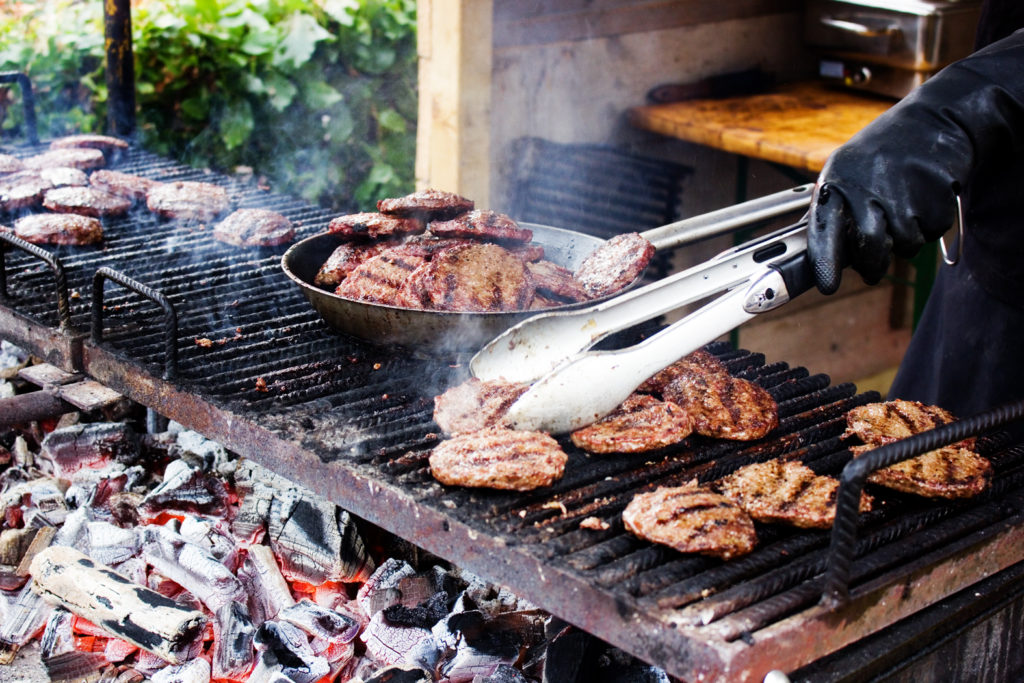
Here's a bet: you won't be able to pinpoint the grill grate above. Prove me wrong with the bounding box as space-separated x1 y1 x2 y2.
3 140 1024 680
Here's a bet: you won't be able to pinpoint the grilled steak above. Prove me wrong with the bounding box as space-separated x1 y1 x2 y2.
405 243 535 312
14 213 103 245
328 212 424 240
715 459 872 529
428 427 567 491
377 189 473 221
38 167 89 188
314 242 390 288
638 349 726 394
846 400 990 499
623 484 756 560
90 169 160 202
429 210 533 243
527 260 590 303
23 147 106 171
656 352 778 441
570 394 694 454
146 181 231 221
850 443 992 499
336 247 429 305
0 154 25 175
0 171 52 211
43 186 132 217
212 208 295 247
432 377 529 435
573 232 655 298
49 134 129 154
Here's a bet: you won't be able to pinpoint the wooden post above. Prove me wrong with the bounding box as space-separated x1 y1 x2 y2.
416 0 493 205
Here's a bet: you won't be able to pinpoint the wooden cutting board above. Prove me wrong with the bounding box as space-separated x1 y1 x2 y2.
629 81 894 173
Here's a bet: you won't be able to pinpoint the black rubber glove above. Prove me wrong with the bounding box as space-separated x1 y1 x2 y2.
808 30 1024 294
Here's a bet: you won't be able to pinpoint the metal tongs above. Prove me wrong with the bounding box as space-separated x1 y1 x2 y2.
470 192 815 435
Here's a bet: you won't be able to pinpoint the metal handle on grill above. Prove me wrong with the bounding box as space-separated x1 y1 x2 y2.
91 267 178 381
822 399 1024 608
0 72 39 145
0 232 72 331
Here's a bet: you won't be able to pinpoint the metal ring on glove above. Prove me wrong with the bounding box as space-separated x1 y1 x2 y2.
940 193 964 266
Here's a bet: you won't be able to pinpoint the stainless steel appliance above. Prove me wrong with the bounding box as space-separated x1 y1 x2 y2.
804 0 982 98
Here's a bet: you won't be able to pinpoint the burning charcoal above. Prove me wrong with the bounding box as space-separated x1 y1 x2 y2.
268 491 374 584
356 558 416 616
39 607 109 681
0 527 36 566
24 482 69 526
38 423 141 479
435 611 540 682
149 657 211 683
103 636 139 663
279 598 361 644
0 576 54 657
138 523 246 613
476 663 533 683
174 429 236 477
212 601 257 681
361 610 432 667
29 545 207 664
139 459 230 520
86 521 141 566
237 544 296 623
251 620 330 683
178 515 238 571
361 664 433 683
383 591 450 630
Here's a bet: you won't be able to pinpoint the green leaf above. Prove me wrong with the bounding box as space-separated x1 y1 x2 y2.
377 108 406 134
220 100 255 150
273 12 332 69
180 96 210 121
304 81 343 110
322 0 359 27
263 73 298 111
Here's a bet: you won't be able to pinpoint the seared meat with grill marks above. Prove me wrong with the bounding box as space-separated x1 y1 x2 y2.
0 171 52 211
314 242 390 288
638 349 728 395
43 186 132 217
328 211 424 240
336 247 429 305
377 188 473 221
24 147 106 171
404 243 535 312
429 427 567 491
508 242 545 262
715 459 872 529
146 181 231 221
432 377 529 435
49 134 129 154
429 210 533 243
659 359 778 441
90 169 160 202
0 154 25 175
14 213 103 245
570 394 694 454
845 400 990 499
623 484 756 560
527 260 590 303
213 208 295 247
574 232 655 298
38 167 88 188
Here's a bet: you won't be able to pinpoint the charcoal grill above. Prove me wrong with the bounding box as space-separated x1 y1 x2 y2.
3 136 1024 681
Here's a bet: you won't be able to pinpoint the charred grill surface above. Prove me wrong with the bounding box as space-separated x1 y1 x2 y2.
3 140 1024 680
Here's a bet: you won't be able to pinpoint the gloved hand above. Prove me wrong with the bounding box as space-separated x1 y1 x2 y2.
808 30 1024 294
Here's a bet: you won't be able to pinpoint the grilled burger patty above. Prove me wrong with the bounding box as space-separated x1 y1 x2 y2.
0 153 25 175
336 247 429 305
38 167 89 188
212 208 295 247
527 260 590 303
406 243 535 312
0 171 53 211
146 181 231 221
623 484 757 560
573 232 655 298
570 394 694 454
314 242 390 288
42 186 132 218
429 427 568 491
24 147 106 171
89 169 160 202
432 377 529 435
715 459 872 529
49 134 129 154
328 211 424 240
377 188 473 221
13 213 103 245
845 400 991 499
429 210 533 243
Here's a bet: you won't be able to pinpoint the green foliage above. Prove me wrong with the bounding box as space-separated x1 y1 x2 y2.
0 0 417 211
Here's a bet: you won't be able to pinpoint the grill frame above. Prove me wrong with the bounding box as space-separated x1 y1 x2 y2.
2 141 1024 680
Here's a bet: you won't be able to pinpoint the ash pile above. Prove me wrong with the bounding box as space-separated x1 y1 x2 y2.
0 340 669 683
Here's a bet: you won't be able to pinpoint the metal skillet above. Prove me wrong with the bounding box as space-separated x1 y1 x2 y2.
281 185 813 352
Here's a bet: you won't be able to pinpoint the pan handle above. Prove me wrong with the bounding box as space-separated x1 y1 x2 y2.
640 184 813 251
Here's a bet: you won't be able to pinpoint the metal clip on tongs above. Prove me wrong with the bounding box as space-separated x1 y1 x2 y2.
471 187 816 435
